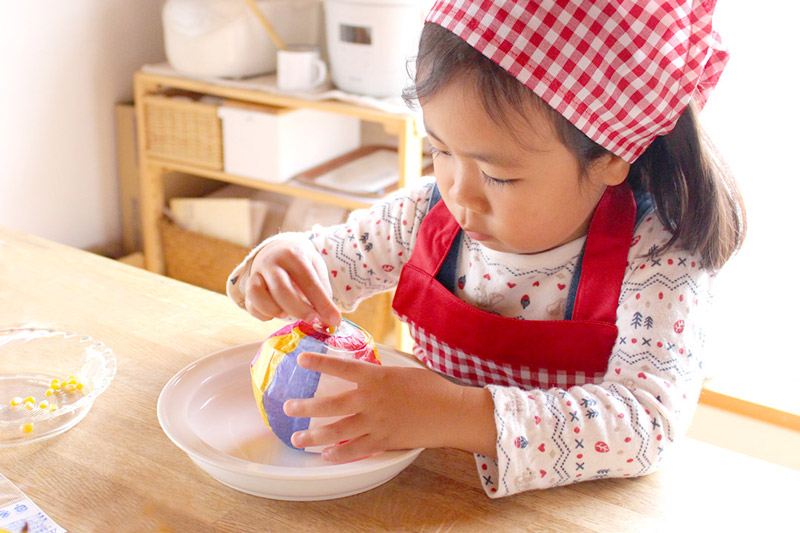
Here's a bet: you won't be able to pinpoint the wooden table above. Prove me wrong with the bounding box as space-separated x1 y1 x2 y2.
0 226 796 532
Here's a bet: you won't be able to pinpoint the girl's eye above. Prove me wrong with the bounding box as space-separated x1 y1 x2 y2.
481 172 516 187
429 146 516 187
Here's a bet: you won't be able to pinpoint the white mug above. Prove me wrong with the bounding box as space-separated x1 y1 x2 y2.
277 46 327 91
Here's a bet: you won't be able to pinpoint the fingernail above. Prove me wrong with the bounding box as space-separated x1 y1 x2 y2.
283 400 295 415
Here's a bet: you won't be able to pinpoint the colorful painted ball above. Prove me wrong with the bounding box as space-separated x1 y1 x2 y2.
250 319 380 452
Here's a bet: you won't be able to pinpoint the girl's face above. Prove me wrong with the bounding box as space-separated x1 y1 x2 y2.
421 76 628 255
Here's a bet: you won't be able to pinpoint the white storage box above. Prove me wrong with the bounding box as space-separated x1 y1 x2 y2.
218 102 360 183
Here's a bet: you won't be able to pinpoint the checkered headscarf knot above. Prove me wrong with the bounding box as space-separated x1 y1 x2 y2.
426 0 728 162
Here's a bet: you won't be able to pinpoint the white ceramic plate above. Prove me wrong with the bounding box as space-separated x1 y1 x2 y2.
157 341 425 501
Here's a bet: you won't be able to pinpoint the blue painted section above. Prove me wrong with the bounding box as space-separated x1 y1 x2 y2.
264 335 328 449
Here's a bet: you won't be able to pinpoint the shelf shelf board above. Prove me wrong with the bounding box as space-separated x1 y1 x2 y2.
147 158 380 211
135 70 423 138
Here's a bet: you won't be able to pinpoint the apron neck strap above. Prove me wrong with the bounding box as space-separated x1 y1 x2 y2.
570 182 637 323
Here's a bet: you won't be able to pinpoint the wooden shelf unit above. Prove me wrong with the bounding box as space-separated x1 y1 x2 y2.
133 69 426 275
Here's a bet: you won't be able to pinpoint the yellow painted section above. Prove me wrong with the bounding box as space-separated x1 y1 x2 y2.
249 326 305 429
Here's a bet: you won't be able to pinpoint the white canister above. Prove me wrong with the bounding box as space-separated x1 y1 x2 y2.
163 0 323 79
324 0 432 97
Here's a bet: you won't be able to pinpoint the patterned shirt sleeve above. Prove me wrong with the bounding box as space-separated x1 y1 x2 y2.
476 213 713 497
308 181 435 310
226 182 436 312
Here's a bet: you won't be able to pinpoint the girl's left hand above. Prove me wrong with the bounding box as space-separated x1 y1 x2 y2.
282 351 497 462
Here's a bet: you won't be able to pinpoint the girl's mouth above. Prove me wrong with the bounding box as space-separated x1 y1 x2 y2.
464 229 491 241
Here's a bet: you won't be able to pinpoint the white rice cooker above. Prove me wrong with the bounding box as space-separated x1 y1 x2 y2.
324 0 432 97
163 0 324 78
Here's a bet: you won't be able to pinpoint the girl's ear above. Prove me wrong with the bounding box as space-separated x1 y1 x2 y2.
589 154 630 187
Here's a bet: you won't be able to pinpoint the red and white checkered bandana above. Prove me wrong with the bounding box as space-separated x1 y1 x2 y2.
426 0 728 162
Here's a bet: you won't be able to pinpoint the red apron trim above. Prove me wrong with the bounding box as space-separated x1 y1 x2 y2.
394 263 618 372
571 183 636 323
392 183 635 387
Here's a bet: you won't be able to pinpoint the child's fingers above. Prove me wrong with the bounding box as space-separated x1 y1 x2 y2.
270 251 340 326
321 435 385 464
243 273 287 321
283 389 357 418
291 413 365 451
309 252 341 327
296 351 377 382
260 267 320 322
248 240 339 326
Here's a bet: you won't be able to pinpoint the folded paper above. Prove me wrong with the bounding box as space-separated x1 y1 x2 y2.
250 319 380 451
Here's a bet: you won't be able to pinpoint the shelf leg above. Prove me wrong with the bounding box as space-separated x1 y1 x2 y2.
397 116 424 189
139 161 166 274
134 73 167 275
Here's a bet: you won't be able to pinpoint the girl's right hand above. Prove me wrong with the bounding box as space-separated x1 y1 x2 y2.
243 238 341 327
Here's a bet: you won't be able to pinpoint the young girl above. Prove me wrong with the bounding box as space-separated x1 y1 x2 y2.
228 0 745 497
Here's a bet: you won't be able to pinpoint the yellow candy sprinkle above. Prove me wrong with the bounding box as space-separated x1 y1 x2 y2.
48 404 58 412
50 379 61 389
24 396 35 403
45 388 54 396
38 400 49 409
76 383 84 390
21 423 34 434
66 376 77 385
24 401 35 410
64 384 76 392
10 397 23 407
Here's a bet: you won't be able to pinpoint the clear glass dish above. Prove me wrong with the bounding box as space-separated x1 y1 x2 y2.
0 327 117 446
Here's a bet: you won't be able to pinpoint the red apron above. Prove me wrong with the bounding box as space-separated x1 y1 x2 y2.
392 183 636 389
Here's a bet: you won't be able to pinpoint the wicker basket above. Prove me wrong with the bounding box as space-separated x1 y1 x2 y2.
159 215 247 294
144 95 223 170
158 216 396 343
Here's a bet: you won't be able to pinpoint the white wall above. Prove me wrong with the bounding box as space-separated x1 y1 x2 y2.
0 1 165 251
700 5 800 381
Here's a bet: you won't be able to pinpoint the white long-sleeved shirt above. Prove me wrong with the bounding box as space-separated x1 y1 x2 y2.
228 180 712 497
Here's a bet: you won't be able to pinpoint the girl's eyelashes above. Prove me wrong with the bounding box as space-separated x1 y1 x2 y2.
481 172 517 187
482 174 514 186
430 145 516 187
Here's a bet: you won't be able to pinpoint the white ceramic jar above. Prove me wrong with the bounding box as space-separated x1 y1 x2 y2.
163 0 323 78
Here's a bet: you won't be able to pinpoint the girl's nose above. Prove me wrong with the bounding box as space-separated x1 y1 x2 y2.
451 161 489 213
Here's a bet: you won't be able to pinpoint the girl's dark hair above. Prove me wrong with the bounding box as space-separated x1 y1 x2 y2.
404 23 746 271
